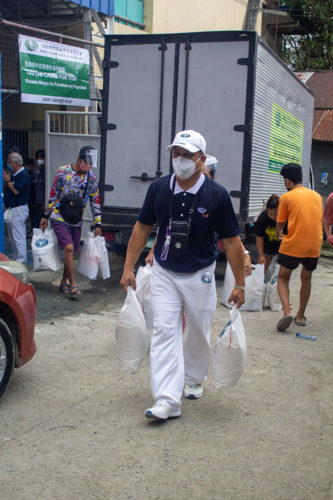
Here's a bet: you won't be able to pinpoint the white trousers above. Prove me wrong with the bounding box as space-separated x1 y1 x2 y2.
150 260 217 410
6 205 29 264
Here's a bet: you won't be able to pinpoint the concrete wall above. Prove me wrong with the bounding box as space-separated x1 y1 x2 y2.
2 94 59 130
2 94 85 129
147 0 248 33
115 0 263 36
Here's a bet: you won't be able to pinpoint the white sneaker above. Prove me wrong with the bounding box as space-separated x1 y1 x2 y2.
184 383 203 399
145 403 181 420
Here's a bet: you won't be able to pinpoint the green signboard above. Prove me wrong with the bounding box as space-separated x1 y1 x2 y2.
268 103 304 173
19 35 90 107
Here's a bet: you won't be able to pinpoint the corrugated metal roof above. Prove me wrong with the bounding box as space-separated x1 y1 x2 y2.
295 71 333 141
70 0 114 16
297 71 333 109
0 0 114 20
313 109 333 142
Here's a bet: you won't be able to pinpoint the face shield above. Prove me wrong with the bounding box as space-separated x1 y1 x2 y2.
203 154 218 179
204 154 218 172
81 149 98 169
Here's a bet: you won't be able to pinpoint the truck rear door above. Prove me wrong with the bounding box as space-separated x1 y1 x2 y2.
100 32 255 219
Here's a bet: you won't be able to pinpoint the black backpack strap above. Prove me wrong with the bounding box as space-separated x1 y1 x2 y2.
83 171 90 201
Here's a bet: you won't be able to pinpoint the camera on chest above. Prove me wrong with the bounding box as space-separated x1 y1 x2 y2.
169 220 190 256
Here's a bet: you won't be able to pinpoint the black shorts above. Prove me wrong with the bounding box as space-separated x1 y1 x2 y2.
263 245 278 256
277 253 318 272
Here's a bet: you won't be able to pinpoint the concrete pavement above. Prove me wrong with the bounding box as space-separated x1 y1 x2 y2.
0 255 332 500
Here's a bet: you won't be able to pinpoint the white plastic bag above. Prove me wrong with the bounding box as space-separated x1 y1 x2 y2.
212 304 247 391
31 228 61 272
241 264 265 311
76 232 99 280
4 208 12 226
268 264 282 311
115 286 148 371
136 264 154 330
221 263 265 311
96 236 111 279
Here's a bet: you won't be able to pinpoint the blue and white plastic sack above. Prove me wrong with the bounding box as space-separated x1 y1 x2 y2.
136 264 154 330
115 286 148 371
268 264 282 311
221 262 265 312
264 254 278 282
31 228 61 272
212 305 247 390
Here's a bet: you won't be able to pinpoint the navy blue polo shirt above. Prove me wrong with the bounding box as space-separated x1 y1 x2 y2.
138 174 240 273
4 169 30 208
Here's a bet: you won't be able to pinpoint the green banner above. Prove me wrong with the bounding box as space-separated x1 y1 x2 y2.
268 103 304 173
19 35 90 107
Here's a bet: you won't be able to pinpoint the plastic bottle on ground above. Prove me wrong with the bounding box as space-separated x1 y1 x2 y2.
296 332 317 341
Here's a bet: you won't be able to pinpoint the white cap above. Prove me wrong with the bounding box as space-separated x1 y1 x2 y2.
167 130 206 154
204 154 218 170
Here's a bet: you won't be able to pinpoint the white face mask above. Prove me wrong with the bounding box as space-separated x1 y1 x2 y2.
172 155 201 179
37 159 44 167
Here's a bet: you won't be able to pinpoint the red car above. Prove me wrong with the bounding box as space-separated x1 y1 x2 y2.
0 253 37 399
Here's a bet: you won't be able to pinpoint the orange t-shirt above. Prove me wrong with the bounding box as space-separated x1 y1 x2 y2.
277 187 323 258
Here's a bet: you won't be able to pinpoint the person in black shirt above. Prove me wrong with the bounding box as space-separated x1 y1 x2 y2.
254 194 286 272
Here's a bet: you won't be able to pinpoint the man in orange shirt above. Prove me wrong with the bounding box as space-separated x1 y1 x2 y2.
275 163 323 331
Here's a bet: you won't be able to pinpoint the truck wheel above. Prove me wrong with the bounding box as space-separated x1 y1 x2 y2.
0 318 15 399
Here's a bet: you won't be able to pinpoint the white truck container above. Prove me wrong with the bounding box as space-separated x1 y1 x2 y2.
99 31 314 246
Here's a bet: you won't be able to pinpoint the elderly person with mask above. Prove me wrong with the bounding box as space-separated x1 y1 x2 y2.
3 153 30 263
120 130 245 421
39 146 102 297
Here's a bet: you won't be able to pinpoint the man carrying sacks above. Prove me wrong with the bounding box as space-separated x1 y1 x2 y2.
40 146 102 297
120 130 245 420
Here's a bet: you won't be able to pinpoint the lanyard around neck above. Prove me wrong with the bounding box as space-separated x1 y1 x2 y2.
169 176 200 229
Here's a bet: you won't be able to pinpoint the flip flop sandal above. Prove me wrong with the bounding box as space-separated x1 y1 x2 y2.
294 316 306 326
59 284 70 294
69 286 81 298
277 314 293 331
